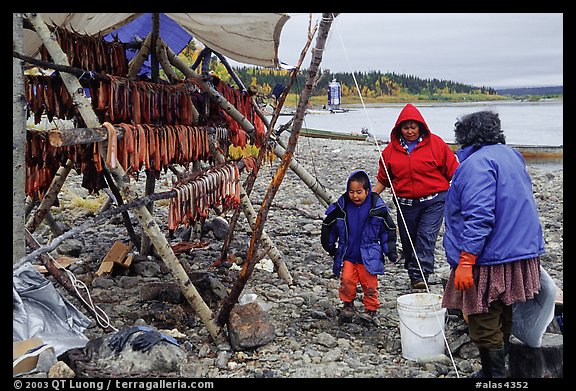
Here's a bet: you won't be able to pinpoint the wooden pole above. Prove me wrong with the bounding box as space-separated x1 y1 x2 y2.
217 13 338 326
140 13 161 257
218 16 317 274
12 51 109 82
150 13 160 83
163 42 335 207
43 125 126 147
127 32 152 80
157 38 180 84
25 159 74 233
209 142 293 285
13 13 27 263
25 13 228 347
211 49 247 92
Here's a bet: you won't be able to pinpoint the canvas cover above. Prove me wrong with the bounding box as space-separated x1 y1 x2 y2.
22 13 290 68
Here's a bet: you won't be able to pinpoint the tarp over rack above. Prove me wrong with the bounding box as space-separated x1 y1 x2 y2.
104 13 194 78
22 13 290 68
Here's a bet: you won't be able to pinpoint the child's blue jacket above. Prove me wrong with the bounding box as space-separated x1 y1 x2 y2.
321 171 397 277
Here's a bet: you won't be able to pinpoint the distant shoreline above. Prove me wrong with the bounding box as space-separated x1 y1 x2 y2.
340 98 563 109
281 98 563 112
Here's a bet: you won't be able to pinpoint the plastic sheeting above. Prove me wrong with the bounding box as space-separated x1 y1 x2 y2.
104 13 193 78
512 266 557 348
13 262 91 357
22 13 289 68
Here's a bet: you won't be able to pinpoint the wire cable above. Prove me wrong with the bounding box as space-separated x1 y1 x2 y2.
25 229 118 332
330 13 460 377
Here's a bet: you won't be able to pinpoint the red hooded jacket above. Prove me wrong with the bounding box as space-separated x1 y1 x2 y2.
376 104 459 198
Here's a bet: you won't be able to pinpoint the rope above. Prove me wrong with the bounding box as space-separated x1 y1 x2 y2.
330 13 460 377
25 229 118 332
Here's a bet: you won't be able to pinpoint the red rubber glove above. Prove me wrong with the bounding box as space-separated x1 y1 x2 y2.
454 251 477 291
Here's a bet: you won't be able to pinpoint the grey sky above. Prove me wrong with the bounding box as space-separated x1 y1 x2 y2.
276 13 563 89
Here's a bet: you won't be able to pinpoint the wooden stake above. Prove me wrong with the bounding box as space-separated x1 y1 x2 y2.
217 13 338 326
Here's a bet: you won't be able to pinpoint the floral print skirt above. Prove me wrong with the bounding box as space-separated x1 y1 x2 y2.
442 257 541 316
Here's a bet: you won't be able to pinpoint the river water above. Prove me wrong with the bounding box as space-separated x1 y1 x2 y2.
275 100 563 147
273 99 563 170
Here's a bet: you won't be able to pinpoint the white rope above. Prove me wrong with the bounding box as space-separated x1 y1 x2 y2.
330 13 460 377
25 229 118 332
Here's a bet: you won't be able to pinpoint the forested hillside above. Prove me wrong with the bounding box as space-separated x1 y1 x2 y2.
232 66 499 100
496 86 563 97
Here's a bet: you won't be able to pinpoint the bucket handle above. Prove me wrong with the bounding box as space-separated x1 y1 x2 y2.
399 317 444 338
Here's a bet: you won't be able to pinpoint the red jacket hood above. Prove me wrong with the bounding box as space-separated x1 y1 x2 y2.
391 104 430 139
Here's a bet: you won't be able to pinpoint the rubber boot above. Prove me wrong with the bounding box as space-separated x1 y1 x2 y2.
358 310 380 326
503 334 510 355
340 301 355 322
476 347 508 378
503 333 511 368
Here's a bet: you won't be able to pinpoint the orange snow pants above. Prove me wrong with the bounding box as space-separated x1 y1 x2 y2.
339 260 379 311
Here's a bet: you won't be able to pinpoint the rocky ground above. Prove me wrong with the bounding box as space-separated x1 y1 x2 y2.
21 136 563 379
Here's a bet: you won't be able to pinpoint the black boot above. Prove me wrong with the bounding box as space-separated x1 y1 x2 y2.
340 301 355 322
474 347 507 378
503 333 511 368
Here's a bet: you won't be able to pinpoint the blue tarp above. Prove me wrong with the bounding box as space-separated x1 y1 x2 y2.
104 13 193 78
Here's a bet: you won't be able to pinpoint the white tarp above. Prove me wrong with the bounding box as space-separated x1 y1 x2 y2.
22 13 290 68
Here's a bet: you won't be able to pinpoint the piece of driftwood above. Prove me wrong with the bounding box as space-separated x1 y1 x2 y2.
43 125 126 147
149 13 160 83
508 333 563 378
157 38 180 85
43 211 64 237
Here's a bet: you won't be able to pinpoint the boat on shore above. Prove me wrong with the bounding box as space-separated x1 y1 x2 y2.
299 127 368 141
306 107 351 114
262 106 352 116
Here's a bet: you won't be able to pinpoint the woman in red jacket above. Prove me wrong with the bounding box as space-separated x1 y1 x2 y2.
372 104 459 289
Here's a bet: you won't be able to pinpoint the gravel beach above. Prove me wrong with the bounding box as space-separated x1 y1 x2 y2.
24 135 563 379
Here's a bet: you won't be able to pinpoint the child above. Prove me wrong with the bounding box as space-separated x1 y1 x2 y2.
321 170 397 325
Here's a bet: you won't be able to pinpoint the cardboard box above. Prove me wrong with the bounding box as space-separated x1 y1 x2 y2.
13 337 52 376
96 241 132 275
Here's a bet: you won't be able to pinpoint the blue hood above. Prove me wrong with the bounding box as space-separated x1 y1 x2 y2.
347 170 372 193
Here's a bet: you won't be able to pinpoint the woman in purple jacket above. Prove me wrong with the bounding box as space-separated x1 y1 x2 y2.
442 110 545 378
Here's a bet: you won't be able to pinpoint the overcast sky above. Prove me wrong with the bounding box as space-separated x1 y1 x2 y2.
276 13 563 89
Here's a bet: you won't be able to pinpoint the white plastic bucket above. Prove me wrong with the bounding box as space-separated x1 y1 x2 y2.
397 293 447 361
